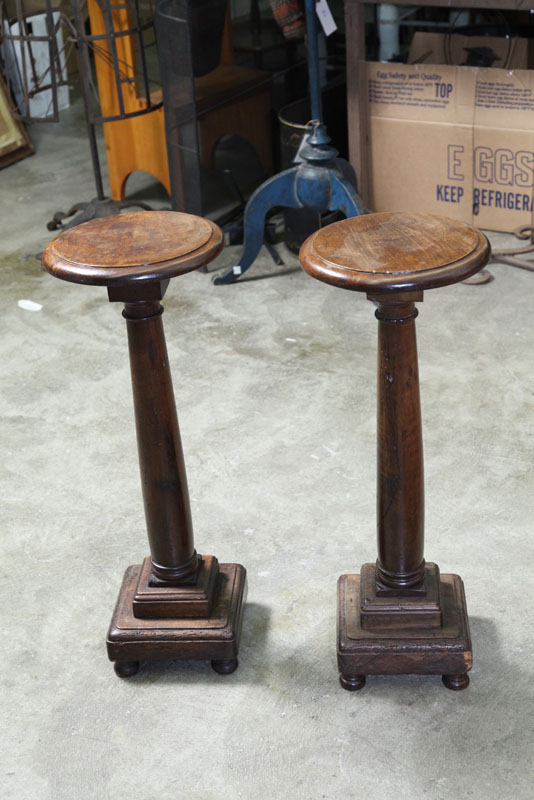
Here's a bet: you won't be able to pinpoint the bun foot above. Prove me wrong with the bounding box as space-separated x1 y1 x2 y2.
442 673 470 691
339 673 366 691
114 660 140 678
211 658 239 675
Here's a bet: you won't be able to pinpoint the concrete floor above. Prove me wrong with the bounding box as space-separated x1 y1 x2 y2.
1 100 533 800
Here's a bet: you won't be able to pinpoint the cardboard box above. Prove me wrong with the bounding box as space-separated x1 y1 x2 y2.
365 34 534 232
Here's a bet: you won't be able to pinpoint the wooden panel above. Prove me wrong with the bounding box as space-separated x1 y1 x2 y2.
345 0 369 206
198 82 273 173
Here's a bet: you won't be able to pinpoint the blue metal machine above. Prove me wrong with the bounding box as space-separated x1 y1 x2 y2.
213 0 364 285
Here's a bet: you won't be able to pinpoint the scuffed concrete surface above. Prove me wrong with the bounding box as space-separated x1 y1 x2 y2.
1 99 533 800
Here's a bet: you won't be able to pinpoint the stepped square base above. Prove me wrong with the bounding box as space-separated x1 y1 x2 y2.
337 572 472 684
107 562 247 673
132 555 219 619
360 562 442 630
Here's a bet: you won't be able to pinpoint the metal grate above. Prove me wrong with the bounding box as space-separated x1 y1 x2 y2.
155 0 201 214
1 0 74 122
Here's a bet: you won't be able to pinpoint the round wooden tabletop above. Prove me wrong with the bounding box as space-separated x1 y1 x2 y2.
42 211 223 286
299 212 491 293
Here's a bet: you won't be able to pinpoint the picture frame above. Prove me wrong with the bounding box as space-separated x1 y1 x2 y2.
0 71 33 168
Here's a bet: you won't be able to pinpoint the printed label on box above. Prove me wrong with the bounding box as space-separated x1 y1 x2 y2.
364 53 534 232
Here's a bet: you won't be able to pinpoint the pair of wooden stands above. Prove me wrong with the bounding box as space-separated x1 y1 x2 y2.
43 209 490 689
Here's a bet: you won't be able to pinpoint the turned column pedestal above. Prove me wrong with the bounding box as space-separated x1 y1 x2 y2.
300 212 490 690
43 211 247 678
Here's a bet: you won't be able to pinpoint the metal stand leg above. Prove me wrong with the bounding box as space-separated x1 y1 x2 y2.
328 171 365 217
213 144 365 285
213 169 298 285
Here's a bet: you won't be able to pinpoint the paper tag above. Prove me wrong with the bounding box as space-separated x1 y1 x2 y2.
316 0 337 37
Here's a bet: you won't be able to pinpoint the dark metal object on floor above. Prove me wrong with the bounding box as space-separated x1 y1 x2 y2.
213 0 363 285
462 268 493 286
46 197 152 232
464 225 534 283
490 225 534 274
217 166 283 267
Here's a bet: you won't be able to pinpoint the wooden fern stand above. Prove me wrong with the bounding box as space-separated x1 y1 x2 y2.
43 211 247 678
300 212 490 690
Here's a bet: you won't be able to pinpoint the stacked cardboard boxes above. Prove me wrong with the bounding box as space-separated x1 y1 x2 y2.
365 33 534 231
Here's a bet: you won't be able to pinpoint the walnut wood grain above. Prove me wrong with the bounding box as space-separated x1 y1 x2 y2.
124 298 198 583
299 212 490 292
337 573 472 683
107 563 247 672
133 555 219 618
42 211 223 286
42 210 246 678
300 211 489 689
375 296 425 591
360 563 442 630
